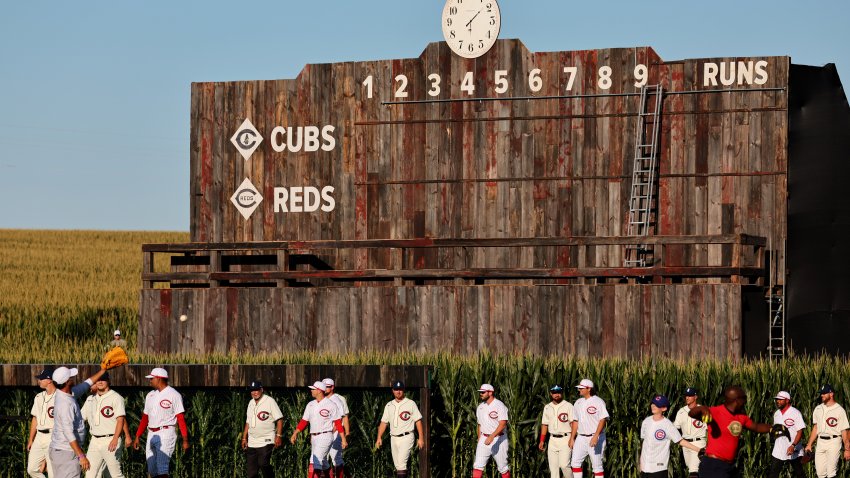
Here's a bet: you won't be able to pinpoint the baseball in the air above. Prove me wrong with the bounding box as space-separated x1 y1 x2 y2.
179 314 188 322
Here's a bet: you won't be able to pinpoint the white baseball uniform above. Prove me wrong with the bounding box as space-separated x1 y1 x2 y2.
380 397 422 471
571 395 609 477
772 406 805 460
639 416 682 473
473 398 510 474
142 386 185 476
82 390 126 478
246 394 284 448
301 398 342 471
541 400 575 478
673 405 706 474
812 402 849 478
326 393 349 468
28 390 56 478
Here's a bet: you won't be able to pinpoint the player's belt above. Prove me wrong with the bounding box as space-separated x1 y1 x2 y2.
148 425 172 432
92 433 114 438
550 433 569 438
482 433 504 437
579 433 594 437
311 430 333 436
37 429 51 434
819 435 839 440
392 431 413 437
684 437 705 442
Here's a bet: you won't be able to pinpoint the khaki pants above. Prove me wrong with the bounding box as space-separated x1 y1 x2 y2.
27 432 54 478
85 435 124 478
49 447 81 478
814 436 842 478
547 435 572 478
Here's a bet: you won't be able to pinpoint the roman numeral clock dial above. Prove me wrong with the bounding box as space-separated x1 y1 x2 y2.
442 0 501 59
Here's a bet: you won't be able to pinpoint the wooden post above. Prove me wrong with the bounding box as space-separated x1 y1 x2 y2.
394 248 404 286
209 250 221 288
277 249 290 288
142 251 153 288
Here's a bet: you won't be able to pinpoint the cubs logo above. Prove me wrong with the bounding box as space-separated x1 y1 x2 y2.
655 429 667 440
400 411 412 421
159 400 172 409
587 406 598 415
101 406 114 418
558 413 569 423
47 406 54 418
319 408 331 418
728 420 743 437
826 417 839 427
692 419 704 428
489 411 499 419
257 411 270 421
784 418 795 427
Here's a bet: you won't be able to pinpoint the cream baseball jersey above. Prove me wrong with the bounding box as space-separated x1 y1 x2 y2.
640 416 682 473
246 395 284 448
541 400 575 435
328 394 349 415
772 406 805 459
144 386 185 428
476 399 509 435
31 390 56 429
673 405 707 439
573 396 609 435
302 398 342 433
81 390 126 436
812 403 850 436
380 397 422 434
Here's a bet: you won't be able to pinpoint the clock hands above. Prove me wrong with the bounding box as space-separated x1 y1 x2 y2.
465 9 482 32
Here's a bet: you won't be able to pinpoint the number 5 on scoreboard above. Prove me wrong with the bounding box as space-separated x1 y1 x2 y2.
563 67 578 91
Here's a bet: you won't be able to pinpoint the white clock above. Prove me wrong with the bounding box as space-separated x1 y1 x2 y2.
442 0 501 59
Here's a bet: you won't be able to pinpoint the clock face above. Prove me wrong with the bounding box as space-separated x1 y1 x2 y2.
442 0 501 59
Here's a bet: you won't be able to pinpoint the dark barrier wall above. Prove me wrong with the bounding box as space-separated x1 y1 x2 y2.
787 64 850 354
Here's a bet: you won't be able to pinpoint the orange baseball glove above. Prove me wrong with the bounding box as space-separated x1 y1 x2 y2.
101 346 129 370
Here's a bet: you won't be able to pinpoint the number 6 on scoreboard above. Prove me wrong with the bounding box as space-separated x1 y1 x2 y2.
563 67 577 91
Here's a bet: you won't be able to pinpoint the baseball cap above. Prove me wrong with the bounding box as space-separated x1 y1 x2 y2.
97 372 110 383
819 384 834 394
576 379 594 389
684 387 698 396
322 378 335 388
651 394 670 408
248 380 263 390
114 329 121 336
309 381 327 392
774 391 791 400
392 380 405 390
52 367 79 384
35 367 55 380
478 383 495 392
145 367 168 379
550 385 564 392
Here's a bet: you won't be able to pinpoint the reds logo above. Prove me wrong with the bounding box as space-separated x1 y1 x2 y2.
655 429 667 440
100 406 114 418
692 419 704 428
558 413 569 423
319 408 331 418
159 400 172 409
587 406 598 415
257 411 270 421
400 411 412 421
826 417 839 427
47 406 54 418
488 411 499 419
784 418 795 427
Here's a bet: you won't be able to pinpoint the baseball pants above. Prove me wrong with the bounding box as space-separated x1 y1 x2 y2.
390 433 415 471
473 434 509 474
571 434 606 476
547 435 572 478
767 456 803 478
48 448 82 478
328 432 345 467
698 456 739 478
681 439 705 475
310 431 335 471
145 429 177 476
814 437 842 478
246 444 274 478
85 435 124 478
27 431 54 478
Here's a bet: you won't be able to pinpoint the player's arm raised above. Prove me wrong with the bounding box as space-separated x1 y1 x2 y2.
688 405 712 423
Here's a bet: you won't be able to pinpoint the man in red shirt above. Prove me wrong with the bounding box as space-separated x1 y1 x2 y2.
688 386 771 477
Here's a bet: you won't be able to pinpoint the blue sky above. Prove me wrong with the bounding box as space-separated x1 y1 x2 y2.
1 1 848 231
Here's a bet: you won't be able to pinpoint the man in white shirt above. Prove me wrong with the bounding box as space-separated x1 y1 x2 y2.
81 372 131 478
375 380 424 478
672 387 706 478
27 367 56 478
539 384 577 478
472 383 511 478
639 395 700 478
290 381 347 478
49 367 91 478
805 384 850 478
240 380 284 478
768 391 805 478
569 379 609 478
132 367 190 478
323 378 349 478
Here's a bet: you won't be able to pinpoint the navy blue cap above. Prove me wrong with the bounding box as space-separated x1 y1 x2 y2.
98 372 110 382
392 380 405 390
248 380 263 390
35 367 55 380
684 387 698 396
819 384 834 394
550 385 564 392
651 394 670 408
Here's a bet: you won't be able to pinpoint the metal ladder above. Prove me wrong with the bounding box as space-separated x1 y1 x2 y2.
625 85 664 267
768 287 785 359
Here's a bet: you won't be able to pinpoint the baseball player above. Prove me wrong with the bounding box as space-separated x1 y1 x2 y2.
290 381 347 478
49 366 92 478
673 387 707 478
768 391 805 478
323 378 349 478
27 367 56 478
241 380 284 478
804 384 850 478
688 385 771 478
639 395 701 478
81 372 131 478
132 367 190 478
569 379 609 478
539 384 576 478
472 383 511 478
375 380 424 478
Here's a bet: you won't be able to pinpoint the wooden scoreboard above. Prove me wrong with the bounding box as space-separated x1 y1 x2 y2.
141 32 846 359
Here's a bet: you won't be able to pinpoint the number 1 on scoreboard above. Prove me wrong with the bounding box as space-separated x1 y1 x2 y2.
363 75 373 99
